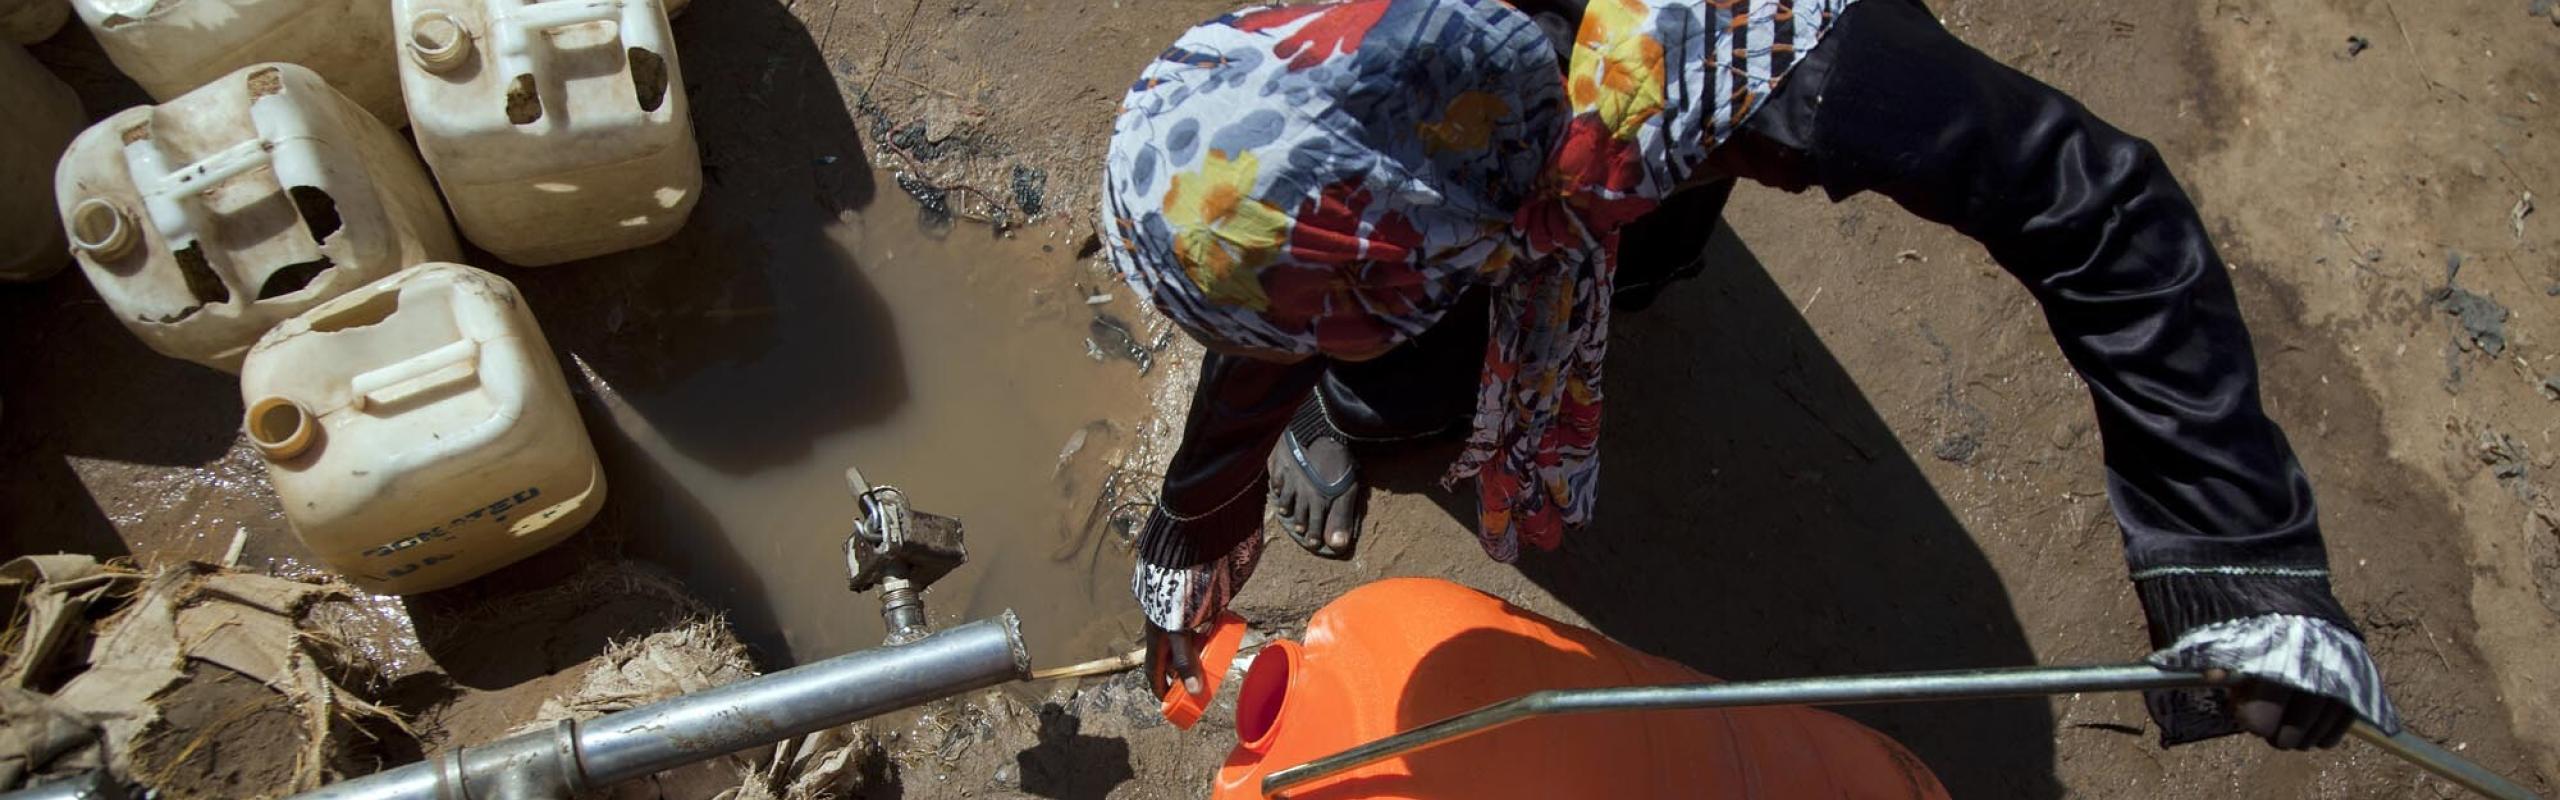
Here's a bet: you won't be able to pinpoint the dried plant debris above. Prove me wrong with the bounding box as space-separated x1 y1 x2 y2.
2430 251 2510 357
2480 429 2535 501
5 559 410 796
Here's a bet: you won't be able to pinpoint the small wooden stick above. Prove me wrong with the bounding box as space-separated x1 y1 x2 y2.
1027 647 1148 682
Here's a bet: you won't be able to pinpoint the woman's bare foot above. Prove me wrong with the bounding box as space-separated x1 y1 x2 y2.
1267 419 1366 558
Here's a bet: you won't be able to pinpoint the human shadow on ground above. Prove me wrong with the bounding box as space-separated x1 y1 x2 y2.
0 36 239 562
1369 227 2063 798
507 0 902 479
0 271 241 562
441 0 901 667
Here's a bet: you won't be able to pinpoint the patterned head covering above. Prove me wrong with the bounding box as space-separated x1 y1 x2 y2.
1104 0 1851 560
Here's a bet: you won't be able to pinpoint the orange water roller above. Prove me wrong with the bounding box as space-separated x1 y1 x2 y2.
1199 578 1950 799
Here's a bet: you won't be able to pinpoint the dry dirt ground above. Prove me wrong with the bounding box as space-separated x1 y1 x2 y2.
6 0 2558 797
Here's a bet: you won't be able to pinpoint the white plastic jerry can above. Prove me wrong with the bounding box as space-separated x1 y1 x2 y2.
2 0 70 43
240 263 606 595
396 0 701 266
56 63 458 372
70 0 405 125
3 42 83 282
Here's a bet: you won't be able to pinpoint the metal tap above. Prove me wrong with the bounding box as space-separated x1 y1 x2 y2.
844 467 968 645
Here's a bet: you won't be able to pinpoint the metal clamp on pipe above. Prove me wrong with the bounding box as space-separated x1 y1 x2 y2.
293 466 1029 800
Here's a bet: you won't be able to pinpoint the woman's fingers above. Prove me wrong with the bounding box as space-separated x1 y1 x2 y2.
2232 683 2290 743
1146 627 1205 696
2232 681 2360 751
2274 688 2325 750
2310 697 2354 750
1164 631 1204 695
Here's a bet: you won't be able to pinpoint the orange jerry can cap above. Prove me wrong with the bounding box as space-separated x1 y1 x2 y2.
1153 610 1248 729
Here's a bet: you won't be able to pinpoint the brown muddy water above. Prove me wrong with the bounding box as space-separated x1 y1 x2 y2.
0 174 1164 674
511 170 1161 669
4 18 1163 671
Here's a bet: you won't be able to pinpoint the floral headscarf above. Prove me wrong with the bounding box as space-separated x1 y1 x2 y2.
1103 0 1852 560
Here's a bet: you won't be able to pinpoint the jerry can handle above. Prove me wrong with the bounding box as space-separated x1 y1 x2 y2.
352 340 481 411
115 86 330 263
489 0 624 122
489 0 672 118
498 0 621 36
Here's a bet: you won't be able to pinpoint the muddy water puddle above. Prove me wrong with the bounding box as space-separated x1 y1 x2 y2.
4 163 1161 671
541 174 1159 667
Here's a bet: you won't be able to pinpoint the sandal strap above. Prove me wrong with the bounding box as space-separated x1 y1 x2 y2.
1285 396 1359 497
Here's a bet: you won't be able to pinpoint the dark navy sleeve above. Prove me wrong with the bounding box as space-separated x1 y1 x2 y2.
1712 0 2356 647
1137 353 1317 568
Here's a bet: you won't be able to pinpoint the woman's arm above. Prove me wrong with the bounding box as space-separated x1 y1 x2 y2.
1768 0 2346 637
1700 0 2394 747
1134 351 1321 631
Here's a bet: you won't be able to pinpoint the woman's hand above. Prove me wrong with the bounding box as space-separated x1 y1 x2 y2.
2232 679 2356 750
1146 624 1205 697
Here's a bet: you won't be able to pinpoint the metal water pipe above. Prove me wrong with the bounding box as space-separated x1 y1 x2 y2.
294 615 1026 800
1260 663 2542 800
293 467 1014 800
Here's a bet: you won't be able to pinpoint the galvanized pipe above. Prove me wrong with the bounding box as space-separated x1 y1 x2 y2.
0 771 123 800
296 613 1029 800
1261 663 2540 800
876 577 928 646
2349 718 2543 800
576 613 1025 782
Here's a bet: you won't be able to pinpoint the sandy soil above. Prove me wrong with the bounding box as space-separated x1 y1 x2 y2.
6 0 2555 797
805 0 2560 796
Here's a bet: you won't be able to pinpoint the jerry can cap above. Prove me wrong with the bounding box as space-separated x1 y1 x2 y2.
1154 610 1248 729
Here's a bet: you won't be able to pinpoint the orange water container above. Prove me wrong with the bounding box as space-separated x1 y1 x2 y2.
1207 578 1949 799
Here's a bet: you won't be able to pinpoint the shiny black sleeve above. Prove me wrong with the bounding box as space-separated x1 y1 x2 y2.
1714 0 2355 646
